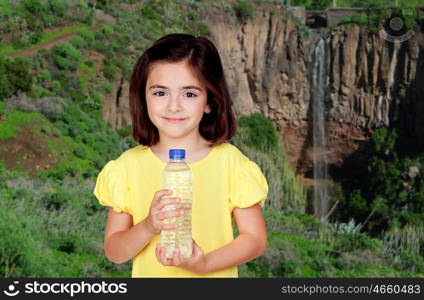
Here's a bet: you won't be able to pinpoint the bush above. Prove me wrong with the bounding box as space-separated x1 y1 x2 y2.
233 0 255 20
22 0 46 15
335 127 424 235
101 83 113 94
99 24 113 37
40 101 121 179
39 69 51 83
237 113 280 152
0 165 132 277
116 56 133 81
30 28 43 44
5 93 66 121
77 29 95 46
50 80 62 94
103 63 117 81
140 6 161 20
51 42 82 70
0 102 6 115
0 56 33 100
70 36 88 49
0 207 57 277
47 0 67 17
30 84 53 98
116 125 132 138
231 114 306 212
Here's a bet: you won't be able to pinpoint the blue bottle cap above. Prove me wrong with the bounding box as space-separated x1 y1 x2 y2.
169 149 185 159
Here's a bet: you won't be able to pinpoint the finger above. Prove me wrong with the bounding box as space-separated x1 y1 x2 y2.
157 246 168 265
160 246 174 266
159 222 179 230
157 197 181 211
173 249 181 266
157 208 184 220
153 189 173 205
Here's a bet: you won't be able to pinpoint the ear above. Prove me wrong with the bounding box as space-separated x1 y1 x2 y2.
204 104 211 114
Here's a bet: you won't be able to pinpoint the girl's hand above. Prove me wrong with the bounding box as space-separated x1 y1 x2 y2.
155 240 207 274
145 189 184 235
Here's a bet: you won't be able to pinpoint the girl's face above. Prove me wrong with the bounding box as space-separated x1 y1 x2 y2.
145 60 211 141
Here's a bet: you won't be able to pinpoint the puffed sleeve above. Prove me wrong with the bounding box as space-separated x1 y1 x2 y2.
229 159 269 212
93 160 132 214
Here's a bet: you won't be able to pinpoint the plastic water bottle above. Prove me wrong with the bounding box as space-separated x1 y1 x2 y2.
160 149 193 259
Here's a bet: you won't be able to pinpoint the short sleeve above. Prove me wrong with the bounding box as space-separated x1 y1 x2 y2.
229 159 269 212
93 160 131 214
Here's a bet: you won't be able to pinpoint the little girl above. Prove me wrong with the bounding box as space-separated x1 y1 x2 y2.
94 33 269 278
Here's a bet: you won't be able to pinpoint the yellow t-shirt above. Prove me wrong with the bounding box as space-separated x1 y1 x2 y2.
93 141 268 277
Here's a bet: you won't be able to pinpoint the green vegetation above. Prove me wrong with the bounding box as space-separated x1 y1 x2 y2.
0 0 93 55
237 113 280 152
0 56 33 100
231 113 307 212
0 161 131 277
0 23 91 56
335 128 424 236
0 96 125 277
0 102 121 180
291 0 332 10
291 0 422 31
233 0 256 19
291 0 424 9
338 3 421 32
51 42 82 71
239 209 424 277
0 110 43 140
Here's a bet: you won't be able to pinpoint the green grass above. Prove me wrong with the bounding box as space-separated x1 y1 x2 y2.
0 110 44 140
78 60 97 90
0 0 13 17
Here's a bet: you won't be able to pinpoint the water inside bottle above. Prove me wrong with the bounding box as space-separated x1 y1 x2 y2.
160 168 193 259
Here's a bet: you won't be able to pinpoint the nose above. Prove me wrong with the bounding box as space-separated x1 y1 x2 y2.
167 94 182 112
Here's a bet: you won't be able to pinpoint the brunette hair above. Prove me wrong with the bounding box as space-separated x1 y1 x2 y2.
129 33 237 146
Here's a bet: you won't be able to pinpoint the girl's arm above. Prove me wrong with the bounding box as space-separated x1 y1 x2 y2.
104 189 184 264
104 209 153 264
201 204 267 273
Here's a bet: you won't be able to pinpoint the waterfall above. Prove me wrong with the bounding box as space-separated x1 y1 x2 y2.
311 38 329 218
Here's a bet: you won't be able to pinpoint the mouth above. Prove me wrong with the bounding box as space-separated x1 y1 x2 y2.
163 117 187 124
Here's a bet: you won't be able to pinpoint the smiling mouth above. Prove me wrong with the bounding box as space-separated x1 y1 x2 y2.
163 117 187 123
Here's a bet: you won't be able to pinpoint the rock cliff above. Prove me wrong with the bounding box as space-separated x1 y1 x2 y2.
203 3 424 186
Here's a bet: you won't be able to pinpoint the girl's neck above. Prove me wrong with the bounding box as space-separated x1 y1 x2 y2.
151 138 212 156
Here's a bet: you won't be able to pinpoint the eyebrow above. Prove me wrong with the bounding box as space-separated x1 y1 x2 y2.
148 85 202 91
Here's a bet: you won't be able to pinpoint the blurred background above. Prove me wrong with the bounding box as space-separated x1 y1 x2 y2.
0 0 423 277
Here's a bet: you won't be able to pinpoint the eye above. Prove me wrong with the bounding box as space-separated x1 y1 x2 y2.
185 92 197 98
153 91 166 96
